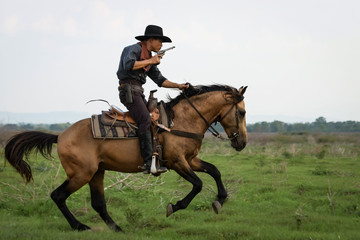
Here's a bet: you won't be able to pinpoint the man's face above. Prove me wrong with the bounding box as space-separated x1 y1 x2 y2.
149 38 163 52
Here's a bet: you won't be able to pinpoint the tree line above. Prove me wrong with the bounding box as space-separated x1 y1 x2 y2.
209 117 360 133
246 117 360 133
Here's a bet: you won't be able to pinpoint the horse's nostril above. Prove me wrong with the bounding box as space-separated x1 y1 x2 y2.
231 140 247 151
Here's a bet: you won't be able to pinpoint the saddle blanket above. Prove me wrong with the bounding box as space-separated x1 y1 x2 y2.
91 114 136 139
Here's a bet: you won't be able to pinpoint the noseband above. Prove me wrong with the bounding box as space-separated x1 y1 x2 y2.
183 94 242 141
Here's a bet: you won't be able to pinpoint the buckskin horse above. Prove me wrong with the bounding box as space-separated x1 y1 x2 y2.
4 84 248 232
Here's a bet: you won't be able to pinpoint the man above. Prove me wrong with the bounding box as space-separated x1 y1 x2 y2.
117 25 188 174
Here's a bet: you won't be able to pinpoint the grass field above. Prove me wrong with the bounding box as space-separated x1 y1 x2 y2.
0 132 359 240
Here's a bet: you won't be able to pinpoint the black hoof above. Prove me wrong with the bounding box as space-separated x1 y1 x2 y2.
212 201 222 214
112 225 123 232
75 223 91 231
166 203 174 217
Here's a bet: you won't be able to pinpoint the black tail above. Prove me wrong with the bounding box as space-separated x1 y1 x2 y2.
4 131 58 183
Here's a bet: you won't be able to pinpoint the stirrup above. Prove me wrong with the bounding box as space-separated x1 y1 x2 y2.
142 165 167 174
142 156 168 174
150 155 168 174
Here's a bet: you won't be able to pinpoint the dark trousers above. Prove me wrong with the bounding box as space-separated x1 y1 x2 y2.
119 90 151 134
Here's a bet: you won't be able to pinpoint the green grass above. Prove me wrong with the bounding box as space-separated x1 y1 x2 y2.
0 133 359 240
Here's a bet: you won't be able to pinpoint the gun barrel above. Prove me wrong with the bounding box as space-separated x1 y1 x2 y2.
164 46 175 51
157 46 175 54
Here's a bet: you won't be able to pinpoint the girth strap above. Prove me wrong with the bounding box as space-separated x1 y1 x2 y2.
156 123 204 140
169 130 204 140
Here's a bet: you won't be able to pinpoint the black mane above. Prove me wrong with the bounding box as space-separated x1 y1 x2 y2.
164 84 242 121
166 84 238 109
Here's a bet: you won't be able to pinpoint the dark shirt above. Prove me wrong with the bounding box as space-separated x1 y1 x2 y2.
116 43 166 87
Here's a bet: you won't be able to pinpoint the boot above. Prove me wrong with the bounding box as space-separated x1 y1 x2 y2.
138 131 167 174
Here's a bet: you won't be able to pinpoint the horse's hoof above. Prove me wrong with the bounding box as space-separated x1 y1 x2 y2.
166 203 173 217
111 225 123 232
76 223 91 231
212 201 222 214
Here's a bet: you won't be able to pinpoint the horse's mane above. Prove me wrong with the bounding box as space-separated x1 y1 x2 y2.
164 84 243 120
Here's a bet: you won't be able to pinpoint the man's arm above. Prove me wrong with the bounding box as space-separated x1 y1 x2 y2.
162 80 189 91
132 55 163 70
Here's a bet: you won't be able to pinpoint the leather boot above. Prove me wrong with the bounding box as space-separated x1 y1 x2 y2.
138 131 167 174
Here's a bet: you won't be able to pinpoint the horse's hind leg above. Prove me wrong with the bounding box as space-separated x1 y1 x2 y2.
190 157 228 214
51 179 91 231
89 168 122 232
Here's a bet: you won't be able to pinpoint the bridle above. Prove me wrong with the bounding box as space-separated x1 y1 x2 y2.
182 93 243 141
216 103 241 141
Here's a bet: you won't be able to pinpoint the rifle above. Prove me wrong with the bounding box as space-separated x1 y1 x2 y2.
156 46 175 56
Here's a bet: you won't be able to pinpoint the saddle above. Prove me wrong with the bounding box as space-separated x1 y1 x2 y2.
91 90 172 139
101 106 136 127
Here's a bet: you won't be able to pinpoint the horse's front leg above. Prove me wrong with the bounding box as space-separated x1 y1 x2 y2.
190 157 228 214
166 161 203 217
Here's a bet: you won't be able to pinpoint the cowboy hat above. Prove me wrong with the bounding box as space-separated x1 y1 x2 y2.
135 25 172 43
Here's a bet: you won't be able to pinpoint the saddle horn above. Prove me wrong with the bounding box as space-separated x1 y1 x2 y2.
147 90 158 112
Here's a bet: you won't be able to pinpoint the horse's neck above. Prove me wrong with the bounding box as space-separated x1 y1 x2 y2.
172 92 226 133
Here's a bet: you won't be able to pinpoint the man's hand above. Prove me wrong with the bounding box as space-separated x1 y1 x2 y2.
150 54 163 65
177 83 189 91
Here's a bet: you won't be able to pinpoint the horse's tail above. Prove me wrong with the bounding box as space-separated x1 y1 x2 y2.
4 131 58 183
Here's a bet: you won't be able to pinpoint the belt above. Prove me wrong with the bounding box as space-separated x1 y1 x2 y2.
119 84 144 93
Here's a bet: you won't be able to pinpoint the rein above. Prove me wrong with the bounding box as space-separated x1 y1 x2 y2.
180 94 239 141
183 94 223 138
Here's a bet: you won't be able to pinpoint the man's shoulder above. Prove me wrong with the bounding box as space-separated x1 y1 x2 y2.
124 42 141 51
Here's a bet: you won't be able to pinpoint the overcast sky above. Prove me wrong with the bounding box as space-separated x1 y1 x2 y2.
0 0 359 123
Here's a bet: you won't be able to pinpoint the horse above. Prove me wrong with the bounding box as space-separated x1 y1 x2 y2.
4 84 248 232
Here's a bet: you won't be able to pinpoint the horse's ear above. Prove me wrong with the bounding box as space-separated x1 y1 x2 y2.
239 86 248 96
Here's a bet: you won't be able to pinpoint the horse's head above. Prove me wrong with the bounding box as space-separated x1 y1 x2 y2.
166 84 248 151
218 86 248 151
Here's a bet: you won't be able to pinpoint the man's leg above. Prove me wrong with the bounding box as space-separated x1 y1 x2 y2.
120 91 167 174
138 130 155 173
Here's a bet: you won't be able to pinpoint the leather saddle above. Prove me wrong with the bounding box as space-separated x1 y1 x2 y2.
100 90 171 130
100 105 136 128
107 105 135 123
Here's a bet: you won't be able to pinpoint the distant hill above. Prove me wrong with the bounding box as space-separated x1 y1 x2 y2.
0 111 91 124
0 111 317 125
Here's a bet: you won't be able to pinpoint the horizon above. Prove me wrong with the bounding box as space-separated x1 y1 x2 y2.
0 110 358 125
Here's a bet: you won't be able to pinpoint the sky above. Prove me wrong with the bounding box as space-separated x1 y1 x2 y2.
0 0 359 124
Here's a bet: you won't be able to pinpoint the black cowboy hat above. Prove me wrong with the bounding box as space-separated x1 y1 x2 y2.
135 25 172 43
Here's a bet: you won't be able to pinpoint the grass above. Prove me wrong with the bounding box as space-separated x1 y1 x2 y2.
0 132 359 240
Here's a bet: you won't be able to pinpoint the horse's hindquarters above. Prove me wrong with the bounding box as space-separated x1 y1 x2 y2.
57 119 144 176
